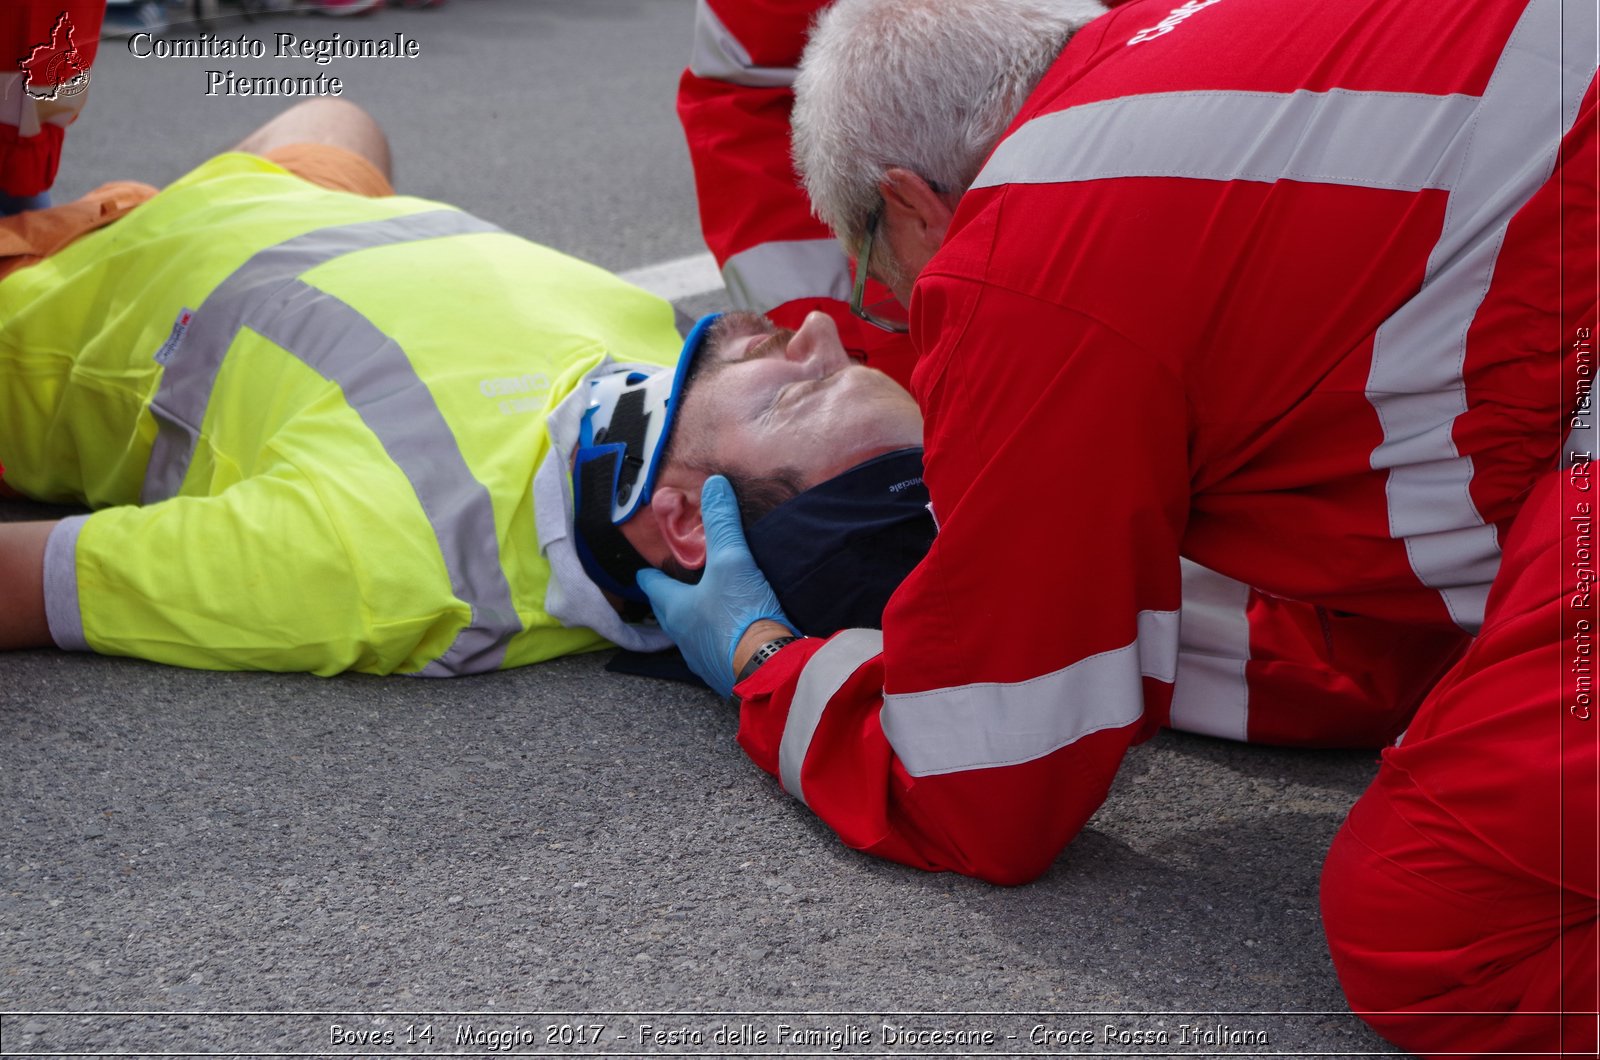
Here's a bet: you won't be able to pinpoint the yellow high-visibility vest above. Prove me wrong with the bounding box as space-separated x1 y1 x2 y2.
0 153 681 675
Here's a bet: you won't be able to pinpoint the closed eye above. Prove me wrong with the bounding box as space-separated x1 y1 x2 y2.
739 329 795 362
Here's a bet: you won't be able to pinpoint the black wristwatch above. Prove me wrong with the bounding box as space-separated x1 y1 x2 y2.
734 635 799 687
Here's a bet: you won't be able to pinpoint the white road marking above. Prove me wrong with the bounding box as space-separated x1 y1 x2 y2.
617 251 725 301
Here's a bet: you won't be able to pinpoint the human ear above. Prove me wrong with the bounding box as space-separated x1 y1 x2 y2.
878 167 955 261
650 485 707 572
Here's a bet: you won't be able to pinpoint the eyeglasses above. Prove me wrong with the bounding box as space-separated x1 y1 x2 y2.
850 206 911 334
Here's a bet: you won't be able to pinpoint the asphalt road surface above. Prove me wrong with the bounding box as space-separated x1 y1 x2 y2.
3 2 1402 1055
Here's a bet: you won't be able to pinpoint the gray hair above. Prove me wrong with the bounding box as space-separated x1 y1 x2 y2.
792 0 1105 251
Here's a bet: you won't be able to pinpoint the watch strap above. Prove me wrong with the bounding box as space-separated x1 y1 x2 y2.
735 635 799 687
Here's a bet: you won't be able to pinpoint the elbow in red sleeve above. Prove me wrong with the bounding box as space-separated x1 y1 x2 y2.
779 664 1139 885
735 635 1144 886
868 730 1134 886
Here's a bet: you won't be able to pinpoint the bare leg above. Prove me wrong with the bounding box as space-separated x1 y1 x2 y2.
231 99 392 183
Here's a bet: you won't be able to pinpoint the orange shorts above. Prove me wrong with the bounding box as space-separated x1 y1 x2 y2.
0 142 392 493
0 142 393 283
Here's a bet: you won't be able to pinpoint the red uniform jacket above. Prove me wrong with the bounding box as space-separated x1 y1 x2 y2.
735 0 1597 884
680 0 1467 755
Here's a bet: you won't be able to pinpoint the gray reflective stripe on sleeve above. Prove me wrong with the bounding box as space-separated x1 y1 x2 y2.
687 0 795 88
142 210 500 504
42 514 90 652
881 608 1180 778
720 239 853 314
971 89 1481 193
140 208 521 675
1367 0 1595 633
1168 559 1251 743
778 629 884 808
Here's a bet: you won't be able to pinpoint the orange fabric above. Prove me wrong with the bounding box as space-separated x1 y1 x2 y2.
0 179 157 281
259 142 395 199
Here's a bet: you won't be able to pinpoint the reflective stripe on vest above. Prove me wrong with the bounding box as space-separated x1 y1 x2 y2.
971 0 1597 632
141 208 524 677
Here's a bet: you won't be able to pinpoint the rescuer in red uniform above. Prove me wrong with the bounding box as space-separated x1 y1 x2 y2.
678 0 1484 754
643 0 1598 1053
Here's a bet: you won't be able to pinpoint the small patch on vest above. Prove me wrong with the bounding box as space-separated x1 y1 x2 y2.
152 308 195 365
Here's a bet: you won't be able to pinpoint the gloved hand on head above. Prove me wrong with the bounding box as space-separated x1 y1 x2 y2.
637 475 797 698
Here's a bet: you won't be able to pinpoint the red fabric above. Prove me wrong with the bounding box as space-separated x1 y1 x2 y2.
1241 596 1468 747
676 69 822 263
1321 471 1600 1058
2 1 105 197
1461 76 1600 536
736 0 1593 885
978 0 1590 625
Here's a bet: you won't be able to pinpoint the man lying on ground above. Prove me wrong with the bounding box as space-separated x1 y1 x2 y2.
0 99 932 676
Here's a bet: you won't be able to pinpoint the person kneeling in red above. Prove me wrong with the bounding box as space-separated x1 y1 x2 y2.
1321 467 1599 1057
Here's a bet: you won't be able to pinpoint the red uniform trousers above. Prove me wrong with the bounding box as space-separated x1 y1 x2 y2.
1321 469 1600 1057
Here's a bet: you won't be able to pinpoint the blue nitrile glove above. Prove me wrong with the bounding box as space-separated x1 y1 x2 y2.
637 475 796 698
